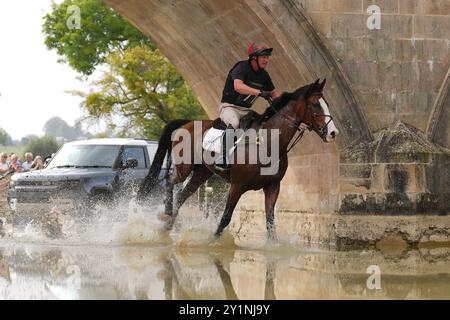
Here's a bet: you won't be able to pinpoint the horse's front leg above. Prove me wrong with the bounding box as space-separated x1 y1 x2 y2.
215 185 243 238
263 182 280 241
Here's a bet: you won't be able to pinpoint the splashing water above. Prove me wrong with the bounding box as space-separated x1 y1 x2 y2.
3 196 177 246
3 194 306 253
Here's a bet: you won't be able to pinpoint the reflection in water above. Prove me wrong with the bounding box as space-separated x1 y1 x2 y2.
1 243 450 300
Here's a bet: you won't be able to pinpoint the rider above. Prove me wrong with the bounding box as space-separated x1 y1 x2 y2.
216 42 280 171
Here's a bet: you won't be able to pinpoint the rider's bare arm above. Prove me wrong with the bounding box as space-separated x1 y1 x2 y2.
233 79 263 96
271 90 281 99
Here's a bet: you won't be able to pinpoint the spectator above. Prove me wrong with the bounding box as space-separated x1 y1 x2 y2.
31 155 44 171
21 152 34 172
0 153 9 178
8 154 23 174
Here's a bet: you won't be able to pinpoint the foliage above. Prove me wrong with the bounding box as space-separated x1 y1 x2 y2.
43 0 207 139
43 116 89 141
0 146 25 158
0 128 12 146
25 135 61 159
42 0 153 76
20 135 39 146
73 46 207 139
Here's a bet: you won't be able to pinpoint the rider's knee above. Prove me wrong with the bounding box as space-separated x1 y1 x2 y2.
229 118 239 129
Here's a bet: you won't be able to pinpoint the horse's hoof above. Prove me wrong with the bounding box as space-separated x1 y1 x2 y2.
267 235 278 244
164 221 174 231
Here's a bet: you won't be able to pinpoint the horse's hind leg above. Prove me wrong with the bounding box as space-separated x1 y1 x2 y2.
165 165 212 230
161 162 192 217
215 185 243 238
263 182 280 241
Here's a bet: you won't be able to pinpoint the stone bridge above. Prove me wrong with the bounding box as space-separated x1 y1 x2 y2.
105 0 450 247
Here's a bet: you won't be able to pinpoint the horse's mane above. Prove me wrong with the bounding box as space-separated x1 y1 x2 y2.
260 84 311 121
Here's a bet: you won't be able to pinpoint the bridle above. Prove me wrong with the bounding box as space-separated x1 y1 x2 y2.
307 99 333 142
266 94 333 153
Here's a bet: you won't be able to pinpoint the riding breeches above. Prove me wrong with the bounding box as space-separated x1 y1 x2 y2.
219 103 251 129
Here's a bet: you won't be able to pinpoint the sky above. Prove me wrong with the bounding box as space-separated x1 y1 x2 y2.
0 0 95 141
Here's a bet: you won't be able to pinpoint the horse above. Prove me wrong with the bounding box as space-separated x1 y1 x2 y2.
137 79 338 240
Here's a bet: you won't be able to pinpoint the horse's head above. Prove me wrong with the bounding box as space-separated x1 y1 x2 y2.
302 79 339 142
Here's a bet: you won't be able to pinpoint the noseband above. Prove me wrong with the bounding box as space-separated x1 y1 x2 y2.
307 102 333 142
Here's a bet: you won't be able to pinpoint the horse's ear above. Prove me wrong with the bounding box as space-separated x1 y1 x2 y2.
319 78 326 91
306 78 320 97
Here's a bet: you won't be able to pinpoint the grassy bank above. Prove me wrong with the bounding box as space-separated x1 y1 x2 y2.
0 145 26 158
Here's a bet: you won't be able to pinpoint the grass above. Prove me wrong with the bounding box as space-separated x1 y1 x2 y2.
0 145 26 158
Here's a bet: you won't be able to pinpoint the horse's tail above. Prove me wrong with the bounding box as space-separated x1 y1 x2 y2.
137 119 191 200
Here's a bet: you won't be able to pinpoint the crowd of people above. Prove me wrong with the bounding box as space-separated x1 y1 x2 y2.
0 152 44 178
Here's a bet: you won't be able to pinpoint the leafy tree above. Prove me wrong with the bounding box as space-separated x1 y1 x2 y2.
44 117 72 138
25 136 61 159
43 116 87 140
42 0 153 76
0 128 12 146
21 135 39 146
43 0 207 139
73 46 207 139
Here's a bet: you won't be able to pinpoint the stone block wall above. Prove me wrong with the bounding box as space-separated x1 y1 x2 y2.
300 0 450 133
340 121 450 215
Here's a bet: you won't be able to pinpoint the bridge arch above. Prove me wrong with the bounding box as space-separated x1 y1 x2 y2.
104 0 373 150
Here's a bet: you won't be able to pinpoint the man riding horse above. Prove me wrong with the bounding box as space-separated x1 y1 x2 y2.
216 42 281 170
137 41 339 240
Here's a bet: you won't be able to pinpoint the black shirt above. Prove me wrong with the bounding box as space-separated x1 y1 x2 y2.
221 60 275 108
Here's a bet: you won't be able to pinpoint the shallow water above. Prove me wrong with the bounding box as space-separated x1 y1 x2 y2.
1 200 450 300
2 242 450 299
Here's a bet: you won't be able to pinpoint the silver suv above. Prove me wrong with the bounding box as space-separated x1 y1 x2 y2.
8 138 166 218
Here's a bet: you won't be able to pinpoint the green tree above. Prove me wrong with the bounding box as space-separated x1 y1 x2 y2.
44 117 72 138
21 135 39 146
0 128 12 146
43 0 207 139
73 46 207 139
25 136 61 159
42 0 153 76
43 116 87 140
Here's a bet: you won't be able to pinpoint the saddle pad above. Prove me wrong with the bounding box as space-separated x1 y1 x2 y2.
203 128 224 154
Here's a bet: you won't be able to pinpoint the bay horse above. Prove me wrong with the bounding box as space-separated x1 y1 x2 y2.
137 79 338 239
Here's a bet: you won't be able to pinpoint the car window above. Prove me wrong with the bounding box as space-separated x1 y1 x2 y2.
121 147 147 168
146 144 170 168
47 145 120 168
147 144 157 164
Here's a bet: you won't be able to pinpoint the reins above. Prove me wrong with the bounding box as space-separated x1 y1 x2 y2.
264 95 332 154
266 100 307 154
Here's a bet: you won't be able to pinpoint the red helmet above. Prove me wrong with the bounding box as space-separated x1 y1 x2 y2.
248 42 273 58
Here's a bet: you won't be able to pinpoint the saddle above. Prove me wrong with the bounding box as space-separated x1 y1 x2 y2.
204 111 264 155
211 110 262 131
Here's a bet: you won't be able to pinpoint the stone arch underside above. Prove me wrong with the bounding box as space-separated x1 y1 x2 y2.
104 0 373 152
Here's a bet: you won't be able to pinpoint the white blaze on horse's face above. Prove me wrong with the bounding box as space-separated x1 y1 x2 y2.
319 98 339 142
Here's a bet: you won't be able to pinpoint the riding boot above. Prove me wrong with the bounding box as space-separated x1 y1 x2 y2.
215 124 234 171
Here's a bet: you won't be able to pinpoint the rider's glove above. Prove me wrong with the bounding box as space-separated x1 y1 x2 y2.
259 90 272 102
